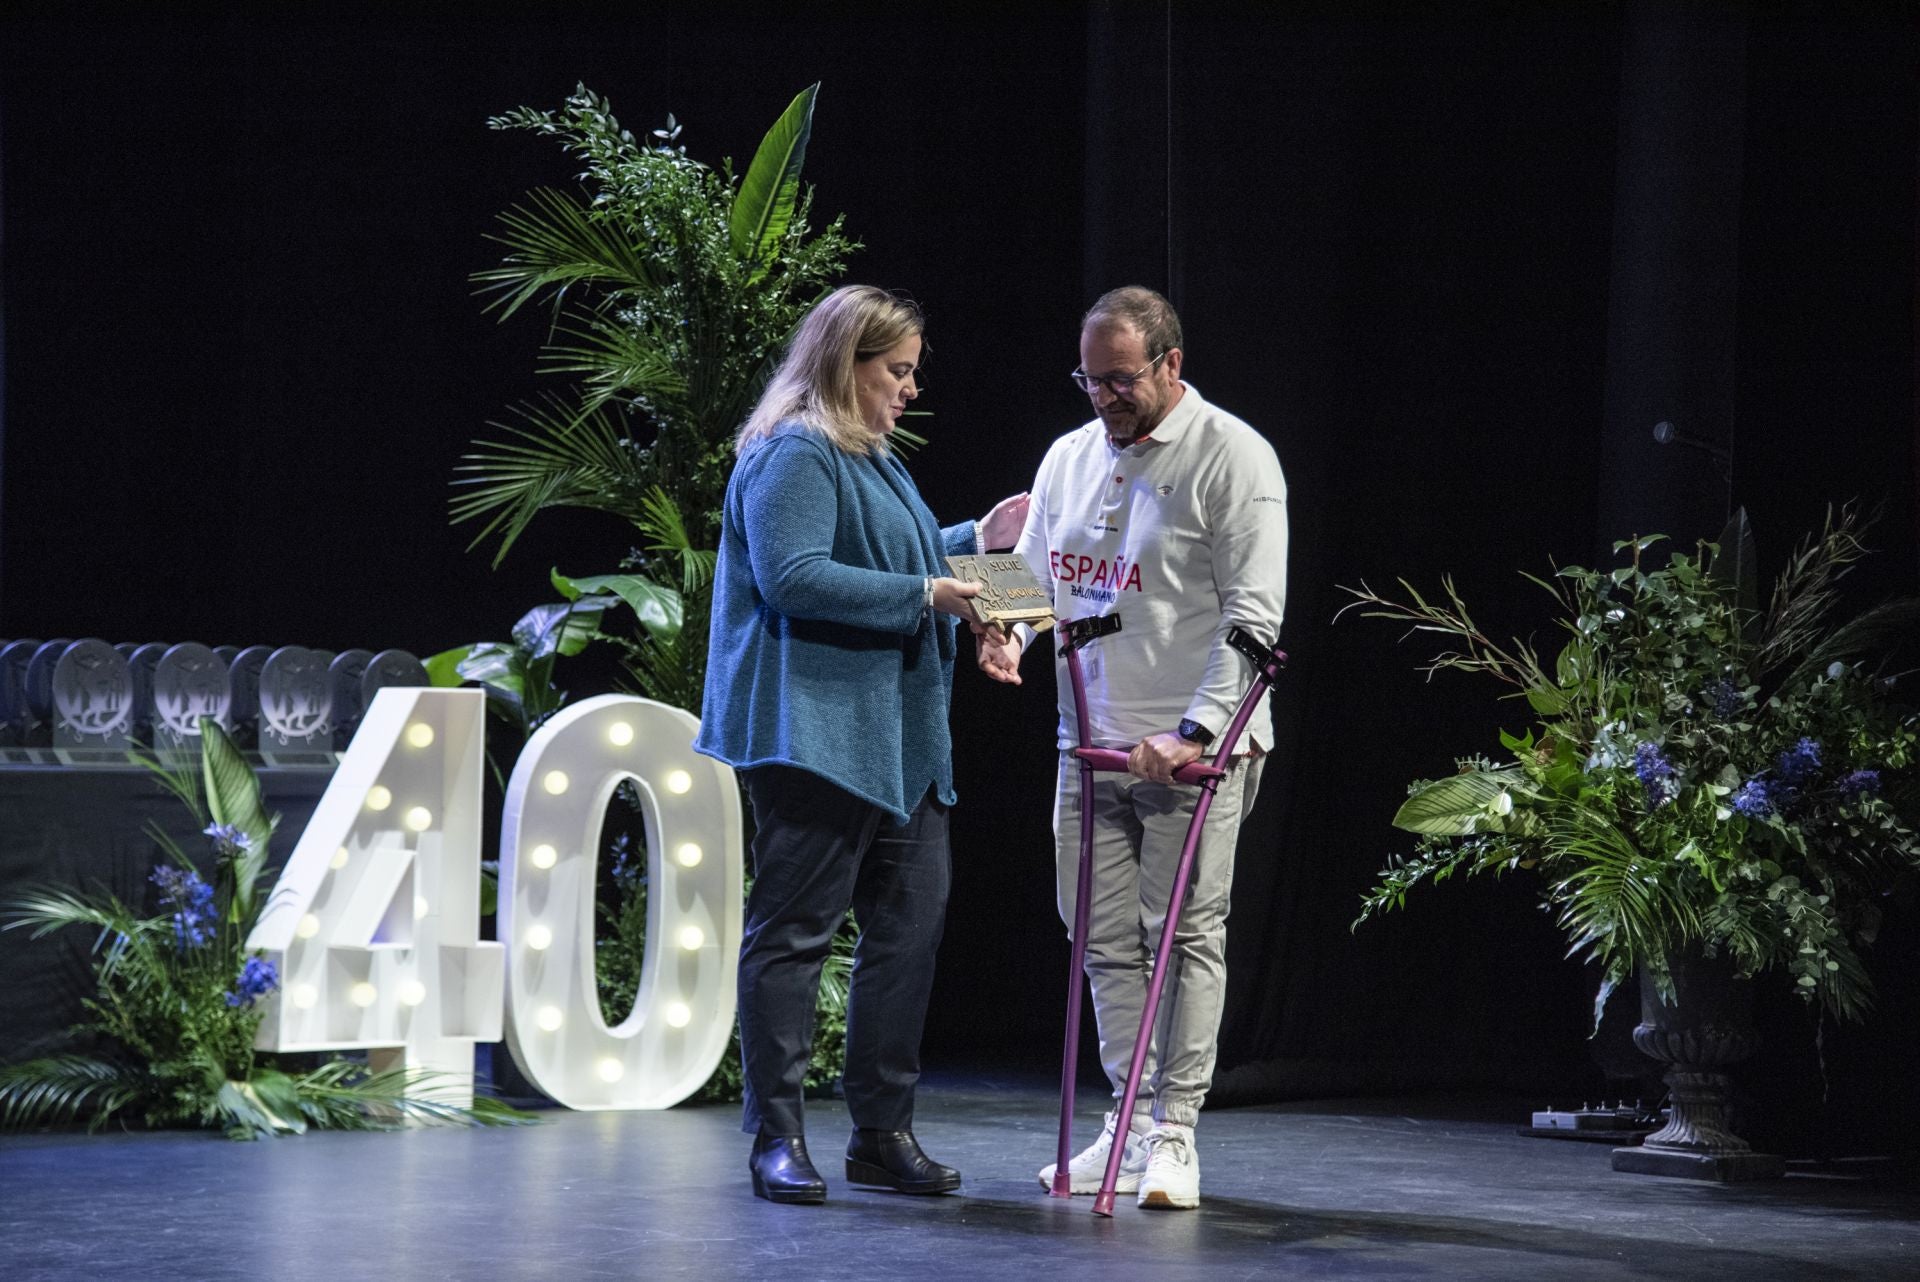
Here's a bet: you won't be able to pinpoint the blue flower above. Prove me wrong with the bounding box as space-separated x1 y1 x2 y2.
1633 741 1678 808
1705 679 1744 720
151 865 216 949
225 956 279 1008
1732 779 1774 818
203 823 254 858
1839 769 1882 798
1777 738 1822 786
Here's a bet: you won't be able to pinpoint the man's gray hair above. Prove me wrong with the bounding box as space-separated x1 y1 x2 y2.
1083 286 1184 358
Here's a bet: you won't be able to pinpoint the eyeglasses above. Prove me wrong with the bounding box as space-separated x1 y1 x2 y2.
1069 350 1168 396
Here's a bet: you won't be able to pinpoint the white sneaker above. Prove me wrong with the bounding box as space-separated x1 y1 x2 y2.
1037 1109 1153 1194
1137 1124 1200 1210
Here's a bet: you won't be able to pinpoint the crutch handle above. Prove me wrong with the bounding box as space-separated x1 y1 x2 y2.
1070 746 1225 784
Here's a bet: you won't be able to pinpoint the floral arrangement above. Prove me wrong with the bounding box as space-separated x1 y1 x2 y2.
0 721 533 1138
1344 505 1920 1024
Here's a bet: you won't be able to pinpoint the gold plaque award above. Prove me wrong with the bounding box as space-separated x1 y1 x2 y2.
946 553 1056 633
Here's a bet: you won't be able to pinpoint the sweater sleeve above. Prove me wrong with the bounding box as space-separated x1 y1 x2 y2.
940 521 980 558
1185 430 1289 735
739 437 929 634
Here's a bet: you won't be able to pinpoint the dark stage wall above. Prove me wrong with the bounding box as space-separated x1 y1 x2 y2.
3 3 1916 1152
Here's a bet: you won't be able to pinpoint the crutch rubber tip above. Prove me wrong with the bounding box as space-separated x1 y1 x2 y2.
1050 1174 1074 1198
1092 1191 1117 1217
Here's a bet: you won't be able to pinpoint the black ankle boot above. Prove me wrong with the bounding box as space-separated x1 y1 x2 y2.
845 1128 962 1195
750 1132 827 1204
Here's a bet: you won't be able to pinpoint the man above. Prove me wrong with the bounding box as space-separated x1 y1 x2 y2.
978 287 1287 1210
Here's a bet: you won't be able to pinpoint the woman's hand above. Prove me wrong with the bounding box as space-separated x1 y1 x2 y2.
980 492 1031 550
929 576 983 619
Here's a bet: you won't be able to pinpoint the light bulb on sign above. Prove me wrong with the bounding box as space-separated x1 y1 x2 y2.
536 1006 564 1032
331 846 350 870
526 924 553 952
291 984 318 1010
399 980 427 1007
405 806 433 833
349 982 379 1008
665 1002 692 1028
415 895 430 921
675 843 703 868
530 843 558 870
597 1058 625 1084
542 770 570 796
296 914 321 940
405 722 435 748
607 722 634 746
665 770 692 795
366 785 393 812
677 925 705 951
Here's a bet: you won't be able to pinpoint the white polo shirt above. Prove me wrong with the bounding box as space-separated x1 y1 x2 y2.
1011 382 1288 752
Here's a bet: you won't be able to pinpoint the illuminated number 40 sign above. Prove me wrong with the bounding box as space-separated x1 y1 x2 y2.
245 689 743 1110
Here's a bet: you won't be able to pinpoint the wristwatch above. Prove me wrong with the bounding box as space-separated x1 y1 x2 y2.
1176 718 1215 747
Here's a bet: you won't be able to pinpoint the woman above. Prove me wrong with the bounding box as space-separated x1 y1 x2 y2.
695 285 1028 1204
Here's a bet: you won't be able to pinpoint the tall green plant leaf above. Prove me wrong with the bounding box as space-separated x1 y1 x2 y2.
1709 506 1760 613
729 84 817 274
540 305 688 412
474 187 660 319
453 395 643 565
423 646 474 688
512 601 609 660
551 569 682 637
200 719 275 923
1392 768 1533 836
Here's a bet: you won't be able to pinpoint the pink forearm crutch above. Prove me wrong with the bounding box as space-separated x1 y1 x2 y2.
1049 615 1288 1216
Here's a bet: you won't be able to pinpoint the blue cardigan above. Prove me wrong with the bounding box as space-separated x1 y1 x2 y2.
694 421 977 824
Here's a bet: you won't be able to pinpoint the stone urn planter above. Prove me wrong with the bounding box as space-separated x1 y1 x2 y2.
1611 951 1785 1181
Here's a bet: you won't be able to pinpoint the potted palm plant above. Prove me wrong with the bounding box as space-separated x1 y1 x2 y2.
1343 505 1920 1179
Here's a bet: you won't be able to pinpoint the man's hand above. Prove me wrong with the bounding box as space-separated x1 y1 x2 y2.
1128 731 1203 783
980 492 1032 550
976 626 1025 684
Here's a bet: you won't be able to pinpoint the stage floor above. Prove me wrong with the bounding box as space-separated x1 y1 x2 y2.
4 1073 1915 1280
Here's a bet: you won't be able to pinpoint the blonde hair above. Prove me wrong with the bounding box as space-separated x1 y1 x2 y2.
737 285 925 456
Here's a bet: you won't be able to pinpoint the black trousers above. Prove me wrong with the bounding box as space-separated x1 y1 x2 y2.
738 765 952 1137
